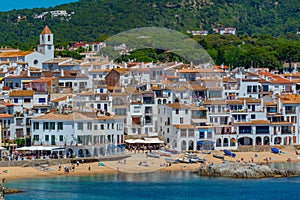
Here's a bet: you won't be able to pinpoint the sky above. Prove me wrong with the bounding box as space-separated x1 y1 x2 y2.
0 0 78 11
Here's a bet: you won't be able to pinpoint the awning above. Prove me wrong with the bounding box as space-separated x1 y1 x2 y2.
125 138 164 144
16 146 65 151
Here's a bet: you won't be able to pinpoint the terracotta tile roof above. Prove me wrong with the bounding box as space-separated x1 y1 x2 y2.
264 102 277 106
59 70 88 79
235 120 270 125
239 98 261 104
166 103 189 109
222 77 237 83
43 57 70 64
30 77 54 83
113 68 129 74
0 51 33 58
226 100 243 105
89 69 111 73
271 122 293 125
269 75 291 84
203 100 226 105
41 25 52 34
190 105 207 111
10 90 34 97
33 112 91 121
0 114 14 118
150 86 161 90
173 124 195 129
1 102 15 106
51 95 71 103
189 84 207 91
280 94 300 104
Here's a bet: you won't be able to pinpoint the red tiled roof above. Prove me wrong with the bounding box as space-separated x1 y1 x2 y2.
41 25 52 34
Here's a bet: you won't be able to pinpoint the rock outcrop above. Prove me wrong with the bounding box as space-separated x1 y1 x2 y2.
195 162 298 178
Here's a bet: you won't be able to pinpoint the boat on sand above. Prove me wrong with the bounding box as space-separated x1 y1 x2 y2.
271 148 280 154
223 150 236 158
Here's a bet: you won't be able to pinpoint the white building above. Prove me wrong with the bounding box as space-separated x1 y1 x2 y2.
31 112 125 157
0 26 54 68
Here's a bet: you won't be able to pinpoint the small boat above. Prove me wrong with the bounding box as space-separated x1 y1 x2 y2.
213 153 224 159
147 152 160 158
178 157 191 163
159 150 172 157
202 150 211 154
165 157 179 164
271 148 280 154
223 150 236 158
198 158 206 163
164 147 180 154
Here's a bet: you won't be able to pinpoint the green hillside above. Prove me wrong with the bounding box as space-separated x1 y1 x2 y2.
0 0 299 49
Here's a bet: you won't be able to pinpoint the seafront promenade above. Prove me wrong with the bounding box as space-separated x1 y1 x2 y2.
0 145 299 181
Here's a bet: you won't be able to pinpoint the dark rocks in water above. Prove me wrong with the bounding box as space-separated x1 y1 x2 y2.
195 162 297 178
4 188 24 195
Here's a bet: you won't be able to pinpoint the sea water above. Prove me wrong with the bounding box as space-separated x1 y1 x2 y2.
6 164 300 200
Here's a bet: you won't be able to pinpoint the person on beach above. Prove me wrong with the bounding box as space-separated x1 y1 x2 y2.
88 166 91 171
58 164 61 171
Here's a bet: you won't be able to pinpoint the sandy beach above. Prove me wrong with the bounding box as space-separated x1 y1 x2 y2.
1 146 300 182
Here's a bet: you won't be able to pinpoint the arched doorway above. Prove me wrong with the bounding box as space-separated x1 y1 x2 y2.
163 99 167 104
158 99 161 104
66 148 73 158
181 140 187 151
256 137 262 145
230 138 236 146
188 140 194 150
263 136 270 145
100 147 105 156
223 138 229 147
274 137 282 145
238 137 253 145
216 138 222 147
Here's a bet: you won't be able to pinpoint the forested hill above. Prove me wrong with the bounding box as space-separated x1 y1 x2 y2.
0 0 299 49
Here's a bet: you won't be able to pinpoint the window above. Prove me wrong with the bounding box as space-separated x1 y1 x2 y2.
24 98 31 103
94 125 98 130
39 98 46 103
185 109 188 114
57 122 63 130
14 98 18 103
132 128 136 134
50 122 55 130
48 35 51 41
33 122 39 130
100 124 104 130
176 109 179 114
33 135 39 141
59 135 63 142
33 60 38 65
112 123 114 129
77 122 83 130
251 114 255 119
180 117 183 124
45 135 49 141
48 45 51 50
87 122 92 130
43 122 49 130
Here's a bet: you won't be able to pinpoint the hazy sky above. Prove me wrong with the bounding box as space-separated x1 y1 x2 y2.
1 0 78 11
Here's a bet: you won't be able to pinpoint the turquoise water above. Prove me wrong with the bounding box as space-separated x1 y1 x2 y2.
6 167 300 200
0 0 78 12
